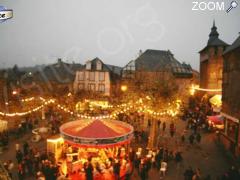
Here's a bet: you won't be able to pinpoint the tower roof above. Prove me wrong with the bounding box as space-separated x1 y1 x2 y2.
199 21 228 53
208 20 220 44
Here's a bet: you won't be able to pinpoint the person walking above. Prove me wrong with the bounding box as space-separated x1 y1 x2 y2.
196 133 202 144
189 134 195 145
181 132 186 144
170 122 175 137
162 122 166 133
157 119 161 129
18 163 24 180
183 166 194 180
175 151 183 169
192 168 201 180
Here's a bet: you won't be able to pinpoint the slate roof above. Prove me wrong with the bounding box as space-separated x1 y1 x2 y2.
34 59 82 84
224 34 240 54
134 49 193 77
106 64 122 76
199 21 228 53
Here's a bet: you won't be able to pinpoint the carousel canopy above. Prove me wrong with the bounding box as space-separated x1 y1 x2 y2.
60 119 134 148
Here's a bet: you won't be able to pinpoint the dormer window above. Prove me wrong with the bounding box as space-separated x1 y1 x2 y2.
97 60 102 70
86 61 91 70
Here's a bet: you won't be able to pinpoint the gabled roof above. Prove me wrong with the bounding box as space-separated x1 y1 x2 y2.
85 57 112 72
134 49 192 77
84 57 122 77
224 34 240 54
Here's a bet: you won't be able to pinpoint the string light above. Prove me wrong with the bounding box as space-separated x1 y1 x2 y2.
0 96 181 119
190 84 222 93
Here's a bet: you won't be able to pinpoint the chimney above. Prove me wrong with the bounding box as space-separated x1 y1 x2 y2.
57 58 62 64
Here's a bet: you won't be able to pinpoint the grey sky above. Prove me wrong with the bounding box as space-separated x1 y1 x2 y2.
0 0 239 71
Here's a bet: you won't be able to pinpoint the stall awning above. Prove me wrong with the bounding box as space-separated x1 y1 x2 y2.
208 115 224 125
209 95 222 107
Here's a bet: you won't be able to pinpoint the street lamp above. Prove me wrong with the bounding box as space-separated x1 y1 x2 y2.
121 85 128 92
12 90 17 95
189 85 196 96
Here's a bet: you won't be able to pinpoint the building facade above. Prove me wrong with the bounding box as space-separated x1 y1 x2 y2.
199 21 228 92
220 34 240 157
122 49 197 99
74 58 121 96
25 59 83 96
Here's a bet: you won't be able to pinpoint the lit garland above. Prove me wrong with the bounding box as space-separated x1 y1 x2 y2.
0 96 181 119
190 84 222 95
0 99 55 117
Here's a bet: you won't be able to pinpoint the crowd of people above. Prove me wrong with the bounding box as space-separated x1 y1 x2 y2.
15 142 59 180
1 99 240 180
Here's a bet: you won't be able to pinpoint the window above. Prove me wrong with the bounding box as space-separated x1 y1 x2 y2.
88 84 95 91
97 61 102 70
86 61 91 70
99 72 105 81
98 84 105 92
78 83 84 90
89 72 95 81
78 72 84 81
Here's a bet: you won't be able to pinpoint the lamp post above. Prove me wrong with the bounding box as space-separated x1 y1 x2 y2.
121 85 128 92
120 85 128 103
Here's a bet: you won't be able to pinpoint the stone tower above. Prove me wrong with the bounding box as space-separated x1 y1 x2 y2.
199 21 228 93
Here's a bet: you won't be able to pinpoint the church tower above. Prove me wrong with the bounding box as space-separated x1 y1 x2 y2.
199 21 228 93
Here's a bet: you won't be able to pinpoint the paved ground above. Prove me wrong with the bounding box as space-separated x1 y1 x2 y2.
130 119 232 180
0 118 232 180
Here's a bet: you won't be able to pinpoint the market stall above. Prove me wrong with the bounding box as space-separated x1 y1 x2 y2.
209 95 222 112
55 119 134 179
208 115 224 129
0 120 7 133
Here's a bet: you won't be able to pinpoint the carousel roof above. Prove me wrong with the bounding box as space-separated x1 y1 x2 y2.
60 119 134 148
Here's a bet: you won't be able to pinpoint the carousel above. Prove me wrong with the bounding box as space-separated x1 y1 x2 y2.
47 119 134 179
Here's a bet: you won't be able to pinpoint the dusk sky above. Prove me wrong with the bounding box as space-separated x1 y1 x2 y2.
0 0 239 71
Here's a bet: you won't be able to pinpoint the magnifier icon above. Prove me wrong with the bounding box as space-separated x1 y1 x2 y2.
226 1 238 13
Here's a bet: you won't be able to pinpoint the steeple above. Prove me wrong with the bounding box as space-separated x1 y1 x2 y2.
208 20 219 43
199 20 228 53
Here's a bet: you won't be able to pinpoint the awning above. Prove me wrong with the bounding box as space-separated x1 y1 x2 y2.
208 115 224 125
60 119 134 148
209 95 222 107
